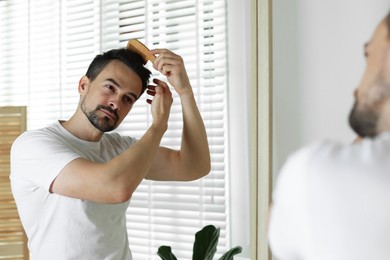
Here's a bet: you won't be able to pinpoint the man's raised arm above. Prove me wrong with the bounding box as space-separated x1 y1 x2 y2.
146 49 211 181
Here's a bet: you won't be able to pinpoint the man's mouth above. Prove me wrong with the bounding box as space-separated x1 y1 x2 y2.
100 108 117 121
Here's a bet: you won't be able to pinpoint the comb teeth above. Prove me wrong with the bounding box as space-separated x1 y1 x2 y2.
127 39 156 65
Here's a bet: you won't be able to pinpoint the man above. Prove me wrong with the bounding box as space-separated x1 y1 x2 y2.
10 47 210 259
268 11 390 260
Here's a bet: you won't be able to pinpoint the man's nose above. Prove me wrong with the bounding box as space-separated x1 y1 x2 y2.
109 99 119 111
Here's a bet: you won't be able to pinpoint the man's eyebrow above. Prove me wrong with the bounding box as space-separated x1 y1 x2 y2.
106 78 139 100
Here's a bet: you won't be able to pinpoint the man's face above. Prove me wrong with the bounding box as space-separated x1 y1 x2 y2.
349 19 390 137
79 60 143 132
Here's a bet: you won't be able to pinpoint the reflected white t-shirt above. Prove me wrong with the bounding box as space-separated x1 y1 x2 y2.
269 132 390 260
10 121 136 260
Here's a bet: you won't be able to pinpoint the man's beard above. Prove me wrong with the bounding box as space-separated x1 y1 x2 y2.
81 99 119 132
348 101 379 137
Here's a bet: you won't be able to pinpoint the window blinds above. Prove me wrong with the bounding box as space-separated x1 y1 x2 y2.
0 0 228 259
0 1 30 108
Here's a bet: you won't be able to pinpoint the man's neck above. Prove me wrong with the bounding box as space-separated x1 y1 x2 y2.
61 111 104 142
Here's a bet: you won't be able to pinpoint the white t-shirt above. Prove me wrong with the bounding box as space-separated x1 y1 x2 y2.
10 121 136 260
269 132 390 260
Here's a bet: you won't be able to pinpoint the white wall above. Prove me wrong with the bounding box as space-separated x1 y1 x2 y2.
273 0 390 176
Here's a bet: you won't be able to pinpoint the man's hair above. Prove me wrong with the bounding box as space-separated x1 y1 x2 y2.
85 48 151 96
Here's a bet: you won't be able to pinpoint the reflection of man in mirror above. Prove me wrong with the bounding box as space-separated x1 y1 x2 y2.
269 11 390 260
10 47 210 259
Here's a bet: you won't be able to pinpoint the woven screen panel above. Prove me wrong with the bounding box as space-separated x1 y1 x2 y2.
0 107 28 260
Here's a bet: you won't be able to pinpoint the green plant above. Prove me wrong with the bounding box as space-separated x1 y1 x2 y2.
157 225 242 260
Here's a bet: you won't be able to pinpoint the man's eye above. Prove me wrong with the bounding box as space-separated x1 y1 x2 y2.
124 96 133 104
106 84 115 91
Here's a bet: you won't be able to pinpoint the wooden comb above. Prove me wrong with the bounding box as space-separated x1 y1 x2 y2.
126 39 156 65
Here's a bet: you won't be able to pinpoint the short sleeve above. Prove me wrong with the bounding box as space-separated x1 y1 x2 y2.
10 130 81 191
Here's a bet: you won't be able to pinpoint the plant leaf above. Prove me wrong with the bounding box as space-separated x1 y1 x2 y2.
218 246 243 260
192 225 220 260
157 246 178 260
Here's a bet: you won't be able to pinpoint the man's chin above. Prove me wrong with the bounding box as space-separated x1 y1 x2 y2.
91 118 117 132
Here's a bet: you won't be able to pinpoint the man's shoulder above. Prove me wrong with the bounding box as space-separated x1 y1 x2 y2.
287 134 390 174
102 132 137 147
11 123 71 157
278 140 350 181
288 140 339 163
14 123 62 143
290 137 379 162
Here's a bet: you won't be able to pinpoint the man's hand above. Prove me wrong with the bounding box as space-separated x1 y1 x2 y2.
150 49 192 96
146 78 173 130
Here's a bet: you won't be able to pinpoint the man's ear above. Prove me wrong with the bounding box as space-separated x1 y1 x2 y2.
78 76 90 95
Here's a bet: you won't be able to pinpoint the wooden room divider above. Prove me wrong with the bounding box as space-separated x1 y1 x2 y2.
0 106 29 260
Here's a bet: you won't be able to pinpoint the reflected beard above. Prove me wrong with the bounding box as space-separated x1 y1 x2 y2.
348 101 379 137
81 101 119 132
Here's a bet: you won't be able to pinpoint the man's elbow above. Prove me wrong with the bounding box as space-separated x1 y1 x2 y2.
203 161 211 177
107 186 135 203
202 157 211 176
189 160 211 180
113 191 132 203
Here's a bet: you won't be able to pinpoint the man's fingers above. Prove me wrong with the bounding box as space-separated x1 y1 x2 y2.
153 79 172 94
146 90 155 96
146 79 173 105
150 49 182 72
160 65 174 77
153 78 167 86
146 84 157 96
